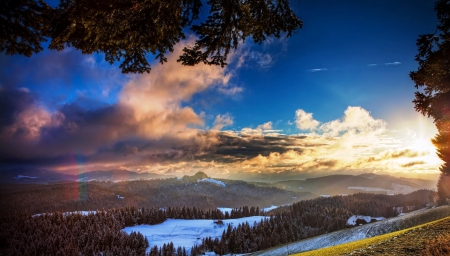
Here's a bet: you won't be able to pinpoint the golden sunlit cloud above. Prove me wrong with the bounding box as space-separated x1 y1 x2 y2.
0 42 442 181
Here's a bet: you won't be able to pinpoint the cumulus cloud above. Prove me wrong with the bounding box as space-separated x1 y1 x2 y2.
319 106 386 136
119 39 231 139
295 109 320 131
239 121 281 137
212 114 234 131
257 121 273 130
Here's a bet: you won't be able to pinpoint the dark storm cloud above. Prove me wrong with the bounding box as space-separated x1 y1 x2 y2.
365 149 428 163
39 102 137 152
214 134 299 159
401 161 426 168
0 87 35 129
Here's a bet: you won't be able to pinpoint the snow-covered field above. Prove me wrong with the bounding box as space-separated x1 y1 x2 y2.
123 216 268 251
252 205 450 256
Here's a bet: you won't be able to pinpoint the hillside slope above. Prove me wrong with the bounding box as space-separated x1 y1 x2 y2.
251 205 450 256
340 215 450 255
271 174 436 195
0 178 314 215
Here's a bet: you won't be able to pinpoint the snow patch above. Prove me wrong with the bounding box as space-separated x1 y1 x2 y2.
32 211 97 218
198 178 226 187
217 205 281 214
217 207 233 214
14 175 37 179
263 205 279 212
346 215 385 226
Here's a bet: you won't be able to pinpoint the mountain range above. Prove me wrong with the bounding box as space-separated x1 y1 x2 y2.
0 167 437 196
0 167 173 184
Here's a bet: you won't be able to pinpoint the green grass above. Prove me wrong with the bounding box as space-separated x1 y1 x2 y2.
293 216 450 256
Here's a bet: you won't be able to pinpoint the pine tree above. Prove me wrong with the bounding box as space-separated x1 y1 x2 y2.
1 0 303 74
437 173 450 205
411 0 450 178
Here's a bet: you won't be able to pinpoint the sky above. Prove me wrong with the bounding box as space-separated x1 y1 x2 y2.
0 0 443 181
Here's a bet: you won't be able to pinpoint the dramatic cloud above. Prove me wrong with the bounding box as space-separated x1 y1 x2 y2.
0 40 234 169
0 42 441 180
295 109 320 131
0 79 441 181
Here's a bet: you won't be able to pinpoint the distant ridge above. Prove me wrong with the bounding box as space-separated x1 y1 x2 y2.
0 167 174 184
266 173 436 195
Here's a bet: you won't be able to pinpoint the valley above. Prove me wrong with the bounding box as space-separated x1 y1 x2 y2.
0 171 441 255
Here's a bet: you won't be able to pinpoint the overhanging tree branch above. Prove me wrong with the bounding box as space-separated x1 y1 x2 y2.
0 0 303 73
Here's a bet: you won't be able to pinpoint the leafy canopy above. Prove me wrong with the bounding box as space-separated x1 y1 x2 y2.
410 0 450 174
0 0 303 73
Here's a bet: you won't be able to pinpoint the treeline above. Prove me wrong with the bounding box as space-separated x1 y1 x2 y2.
0 190 433 255
0 205 262 255
0 209 151 255
189 190 433 255
165 205 263 219
0 178 313 215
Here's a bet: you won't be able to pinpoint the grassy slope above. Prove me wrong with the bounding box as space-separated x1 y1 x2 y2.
251 205 450 256
295 214 450 256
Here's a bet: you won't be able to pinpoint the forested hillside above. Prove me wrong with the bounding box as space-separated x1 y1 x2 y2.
0 177 314 215
190 190 434 255
0 190 434 255
269 174 436 195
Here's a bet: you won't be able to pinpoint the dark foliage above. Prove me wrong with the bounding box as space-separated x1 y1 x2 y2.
1 0 302 73
0 0 50 56
437 172 450 205
0 209 152 255
410 0 450 176
0 205 264 255
3 190 429 255
191 191 432 255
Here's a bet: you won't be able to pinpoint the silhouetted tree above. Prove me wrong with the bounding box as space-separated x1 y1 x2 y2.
410 0 450 177
1 0 303 73
0 0 50 56
437 173 450 205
